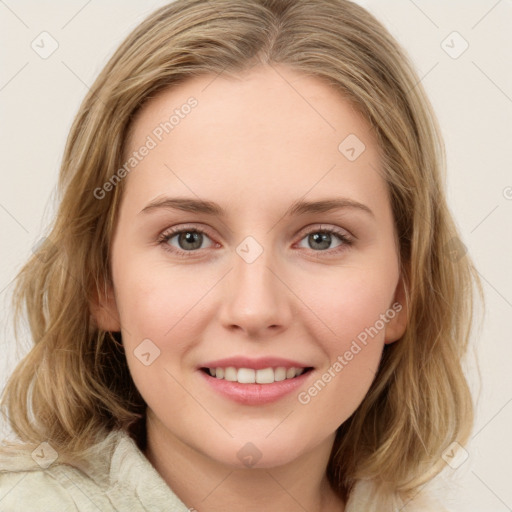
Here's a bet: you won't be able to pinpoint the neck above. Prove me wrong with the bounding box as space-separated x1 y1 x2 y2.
143 413 345 512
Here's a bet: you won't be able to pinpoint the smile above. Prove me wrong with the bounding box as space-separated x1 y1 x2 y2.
201 366 312 384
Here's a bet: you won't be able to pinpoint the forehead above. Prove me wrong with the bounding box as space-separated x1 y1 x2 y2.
122 64 387 213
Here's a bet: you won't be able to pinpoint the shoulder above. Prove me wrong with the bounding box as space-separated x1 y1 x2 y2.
0 432 119 511
0 429 188 511
346 479 453 512
0 464 82 511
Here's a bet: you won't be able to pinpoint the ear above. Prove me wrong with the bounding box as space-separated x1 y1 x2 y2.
384 274 408 344
90 282 121 332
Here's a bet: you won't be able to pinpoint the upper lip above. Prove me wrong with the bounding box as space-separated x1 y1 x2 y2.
199 356 312 370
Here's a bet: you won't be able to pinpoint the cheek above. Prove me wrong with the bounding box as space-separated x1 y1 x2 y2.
299 258 398 349
293 261 397 419
113 258 199 417
296 284 388 428
112 255 221 409
113 255 212 345
297 346 382 431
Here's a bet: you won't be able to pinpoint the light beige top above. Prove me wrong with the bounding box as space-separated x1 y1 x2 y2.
0 429 450 511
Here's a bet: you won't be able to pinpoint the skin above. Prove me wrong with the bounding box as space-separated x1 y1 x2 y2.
93 63 407 512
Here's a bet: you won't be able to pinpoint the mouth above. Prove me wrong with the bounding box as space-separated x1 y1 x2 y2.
200 366 314 384
197 356 315 404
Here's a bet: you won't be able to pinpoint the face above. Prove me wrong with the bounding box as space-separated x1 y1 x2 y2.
95 64 407 469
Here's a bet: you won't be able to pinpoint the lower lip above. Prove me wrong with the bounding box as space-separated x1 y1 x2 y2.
198 369 313 405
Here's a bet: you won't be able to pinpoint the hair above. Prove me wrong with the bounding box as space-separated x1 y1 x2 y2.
1 0 483 506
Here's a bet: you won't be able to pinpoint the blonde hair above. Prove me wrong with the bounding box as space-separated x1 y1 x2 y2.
1 0 482 504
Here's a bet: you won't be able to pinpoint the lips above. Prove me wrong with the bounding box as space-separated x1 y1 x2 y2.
198 356 314 405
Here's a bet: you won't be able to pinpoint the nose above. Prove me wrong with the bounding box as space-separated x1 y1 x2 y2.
218 246 294 339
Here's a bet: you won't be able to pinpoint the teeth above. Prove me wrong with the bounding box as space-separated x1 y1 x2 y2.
274 367 287 381
286 368 296 379
207 366 306 384
256 367 274 384
238 368 255 383
224 367 237 381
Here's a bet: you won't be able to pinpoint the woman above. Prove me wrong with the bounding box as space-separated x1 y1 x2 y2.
0 1 482 510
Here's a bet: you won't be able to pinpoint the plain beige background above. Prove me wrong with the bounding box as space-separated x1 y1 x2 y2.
1 1 511 510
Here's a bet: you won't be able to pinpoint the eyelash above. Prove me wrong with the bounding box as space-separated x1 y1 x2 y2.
157 224 354 258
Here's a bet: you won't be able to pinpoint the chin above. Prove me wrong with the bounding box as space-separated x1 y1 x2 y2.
202 436 312 470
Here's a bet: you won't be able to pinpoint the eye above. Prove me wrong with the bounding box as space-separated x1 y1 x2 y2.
157 224 353 258
296 226 353 254
158 226 217 256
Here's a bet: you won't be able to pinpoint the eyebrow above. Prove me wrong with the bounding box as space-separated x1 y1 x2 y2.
140 196 374 218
